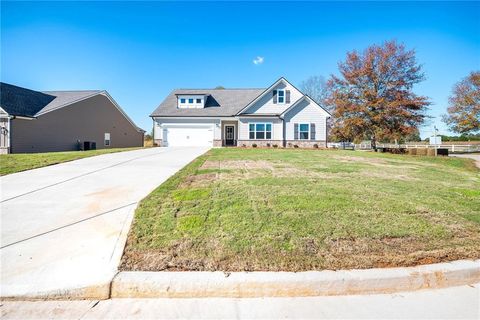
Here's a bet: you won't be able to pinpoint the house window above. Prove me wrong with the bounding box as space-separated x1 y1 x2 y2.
196 98 202 103
104 133 111 146
278 90 285 104
299 123 309 140
188 98 194 103
249 123 272 140
180 98 186 104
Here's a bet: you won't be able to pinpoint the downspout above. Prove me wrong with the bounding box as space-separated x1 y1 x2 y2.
151 116 156 147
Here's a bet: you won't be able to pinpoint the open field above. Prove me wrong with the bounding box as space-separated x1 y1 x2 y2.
0 147 141 176
121 148 480 271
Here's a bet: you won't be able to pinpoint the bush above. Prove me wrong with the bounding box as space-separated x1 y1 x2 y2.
266 143 271 147
390 148 406 154
293 145 299 148
273 144 278 148
252 143 257 148
242 144 246 148
427 148 436 157
313 144 319 149
408 148 417 155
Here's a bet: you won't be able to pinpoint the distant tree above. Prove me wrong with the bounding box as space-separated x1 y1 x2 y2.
442 71 480 135
214 86 225 89
404 128 422 142
300 76 331 111
327 40 430 150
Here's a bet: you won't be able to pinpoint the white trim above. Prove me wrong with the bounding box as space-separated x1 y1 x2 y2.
0 106 8 116
104 132 111 146
277 89 286 104
299 123 310 140
248 122 273 140
280 95 331 118
13 116 36 120
153 116 236 120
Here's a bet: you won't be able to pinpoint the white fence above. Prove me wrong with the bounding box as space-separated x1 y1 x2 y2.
375 143 480 153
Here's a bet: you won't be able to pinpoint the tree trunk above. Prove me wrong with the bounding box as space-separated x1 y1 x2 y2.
371 135 377 152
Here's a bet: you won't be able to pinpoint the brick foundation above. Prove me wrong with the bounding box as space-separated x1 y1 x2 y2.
237 140 283 148
285 140 327 148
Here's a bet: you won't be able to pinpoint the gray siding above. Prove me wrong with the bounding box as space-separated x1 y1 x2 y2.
10 94 143 153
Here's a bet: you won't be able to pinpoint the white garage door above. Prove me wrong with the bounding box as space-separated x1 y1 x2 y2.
164 125 213 147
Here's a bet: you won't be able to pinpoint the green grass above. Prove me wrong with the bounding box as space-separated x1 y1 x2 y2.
122 149 480 271
0 147 141 176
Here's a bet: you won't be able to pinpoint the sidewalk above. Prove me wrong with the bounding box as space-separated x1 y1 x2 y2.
1 283 479 319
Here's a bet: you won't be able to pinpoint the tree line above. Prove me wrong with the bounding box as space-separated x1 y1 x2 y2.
300 40 480 148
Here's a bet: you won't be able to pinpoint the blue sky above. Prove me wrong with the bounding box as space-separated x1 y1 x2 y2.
2 1 479 138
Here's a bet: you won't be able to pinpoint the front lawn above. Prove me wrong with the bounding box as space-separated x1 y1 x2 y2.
121 148 480 271
0 147 141 176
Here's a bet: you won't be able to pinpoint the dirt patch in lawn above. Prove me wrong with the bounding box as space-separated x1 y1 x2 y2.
179 173 219 188
120 234 480 272
201 160 274 170
322 236 480 269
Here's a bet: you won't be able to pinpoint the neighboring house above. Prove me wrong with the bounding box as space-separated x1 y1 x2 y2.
0 82 144 154
150 77 331 148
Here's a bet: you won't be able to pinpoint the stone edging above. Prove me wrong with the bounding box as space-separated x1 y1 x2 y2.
111 259 480 298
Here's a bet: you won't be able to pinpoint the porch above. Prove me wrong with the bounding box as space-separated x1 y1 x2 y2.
219 120 238 147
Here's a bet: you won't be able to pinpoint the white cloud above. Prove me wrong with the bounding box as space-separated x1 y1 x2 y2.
253 56 264 65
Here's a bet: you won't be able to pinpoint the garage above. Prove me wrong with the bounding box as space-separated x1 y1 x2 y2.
163 125 214 147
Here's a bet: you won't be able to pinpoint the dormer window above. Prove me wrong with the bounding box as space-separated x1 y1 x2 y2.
278 90 285 104
177 95 206 109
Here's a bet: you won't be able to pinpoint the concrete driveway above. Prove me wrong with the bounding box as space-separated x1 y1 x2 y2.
0 147 209 299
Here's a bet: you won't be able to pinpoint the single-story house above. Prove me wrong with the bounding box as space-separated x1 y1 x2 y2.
0 82 144 154
150 77 331 148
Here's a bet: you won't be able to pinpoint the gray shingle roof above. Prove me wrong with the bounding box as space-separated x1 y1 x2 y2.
0 82 101 117
37 90 102 116
150 89 265 117
0 82 56 117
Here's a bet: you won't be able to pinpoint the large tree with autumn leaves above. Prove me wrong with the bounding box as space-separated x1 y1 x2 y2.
442 71 480 135
327 40 430 149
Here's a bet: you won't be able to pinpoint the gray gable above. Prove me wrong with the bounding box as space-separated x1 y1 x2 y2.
150 88 265 117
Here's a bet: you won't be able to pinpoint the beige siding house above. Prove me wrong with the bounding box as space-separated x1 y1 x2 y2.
0 83 144 154
151 77 331 148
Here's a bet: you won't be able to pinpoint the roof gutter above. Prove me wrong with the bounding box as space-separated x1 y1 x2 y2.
10 115 36 120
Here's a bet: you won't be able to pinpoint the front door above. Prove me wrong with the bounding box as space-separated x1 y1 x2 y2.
225 125 235 146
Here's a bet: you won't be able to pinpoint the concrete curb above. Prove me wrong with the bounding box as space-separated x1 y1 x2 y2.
111 259 480 298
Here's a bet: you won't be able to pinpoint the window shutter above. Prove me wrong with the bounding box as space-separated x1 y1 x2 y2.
286 90 291 103
310 123 316 140
273 90 277 104
294 123 299 140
